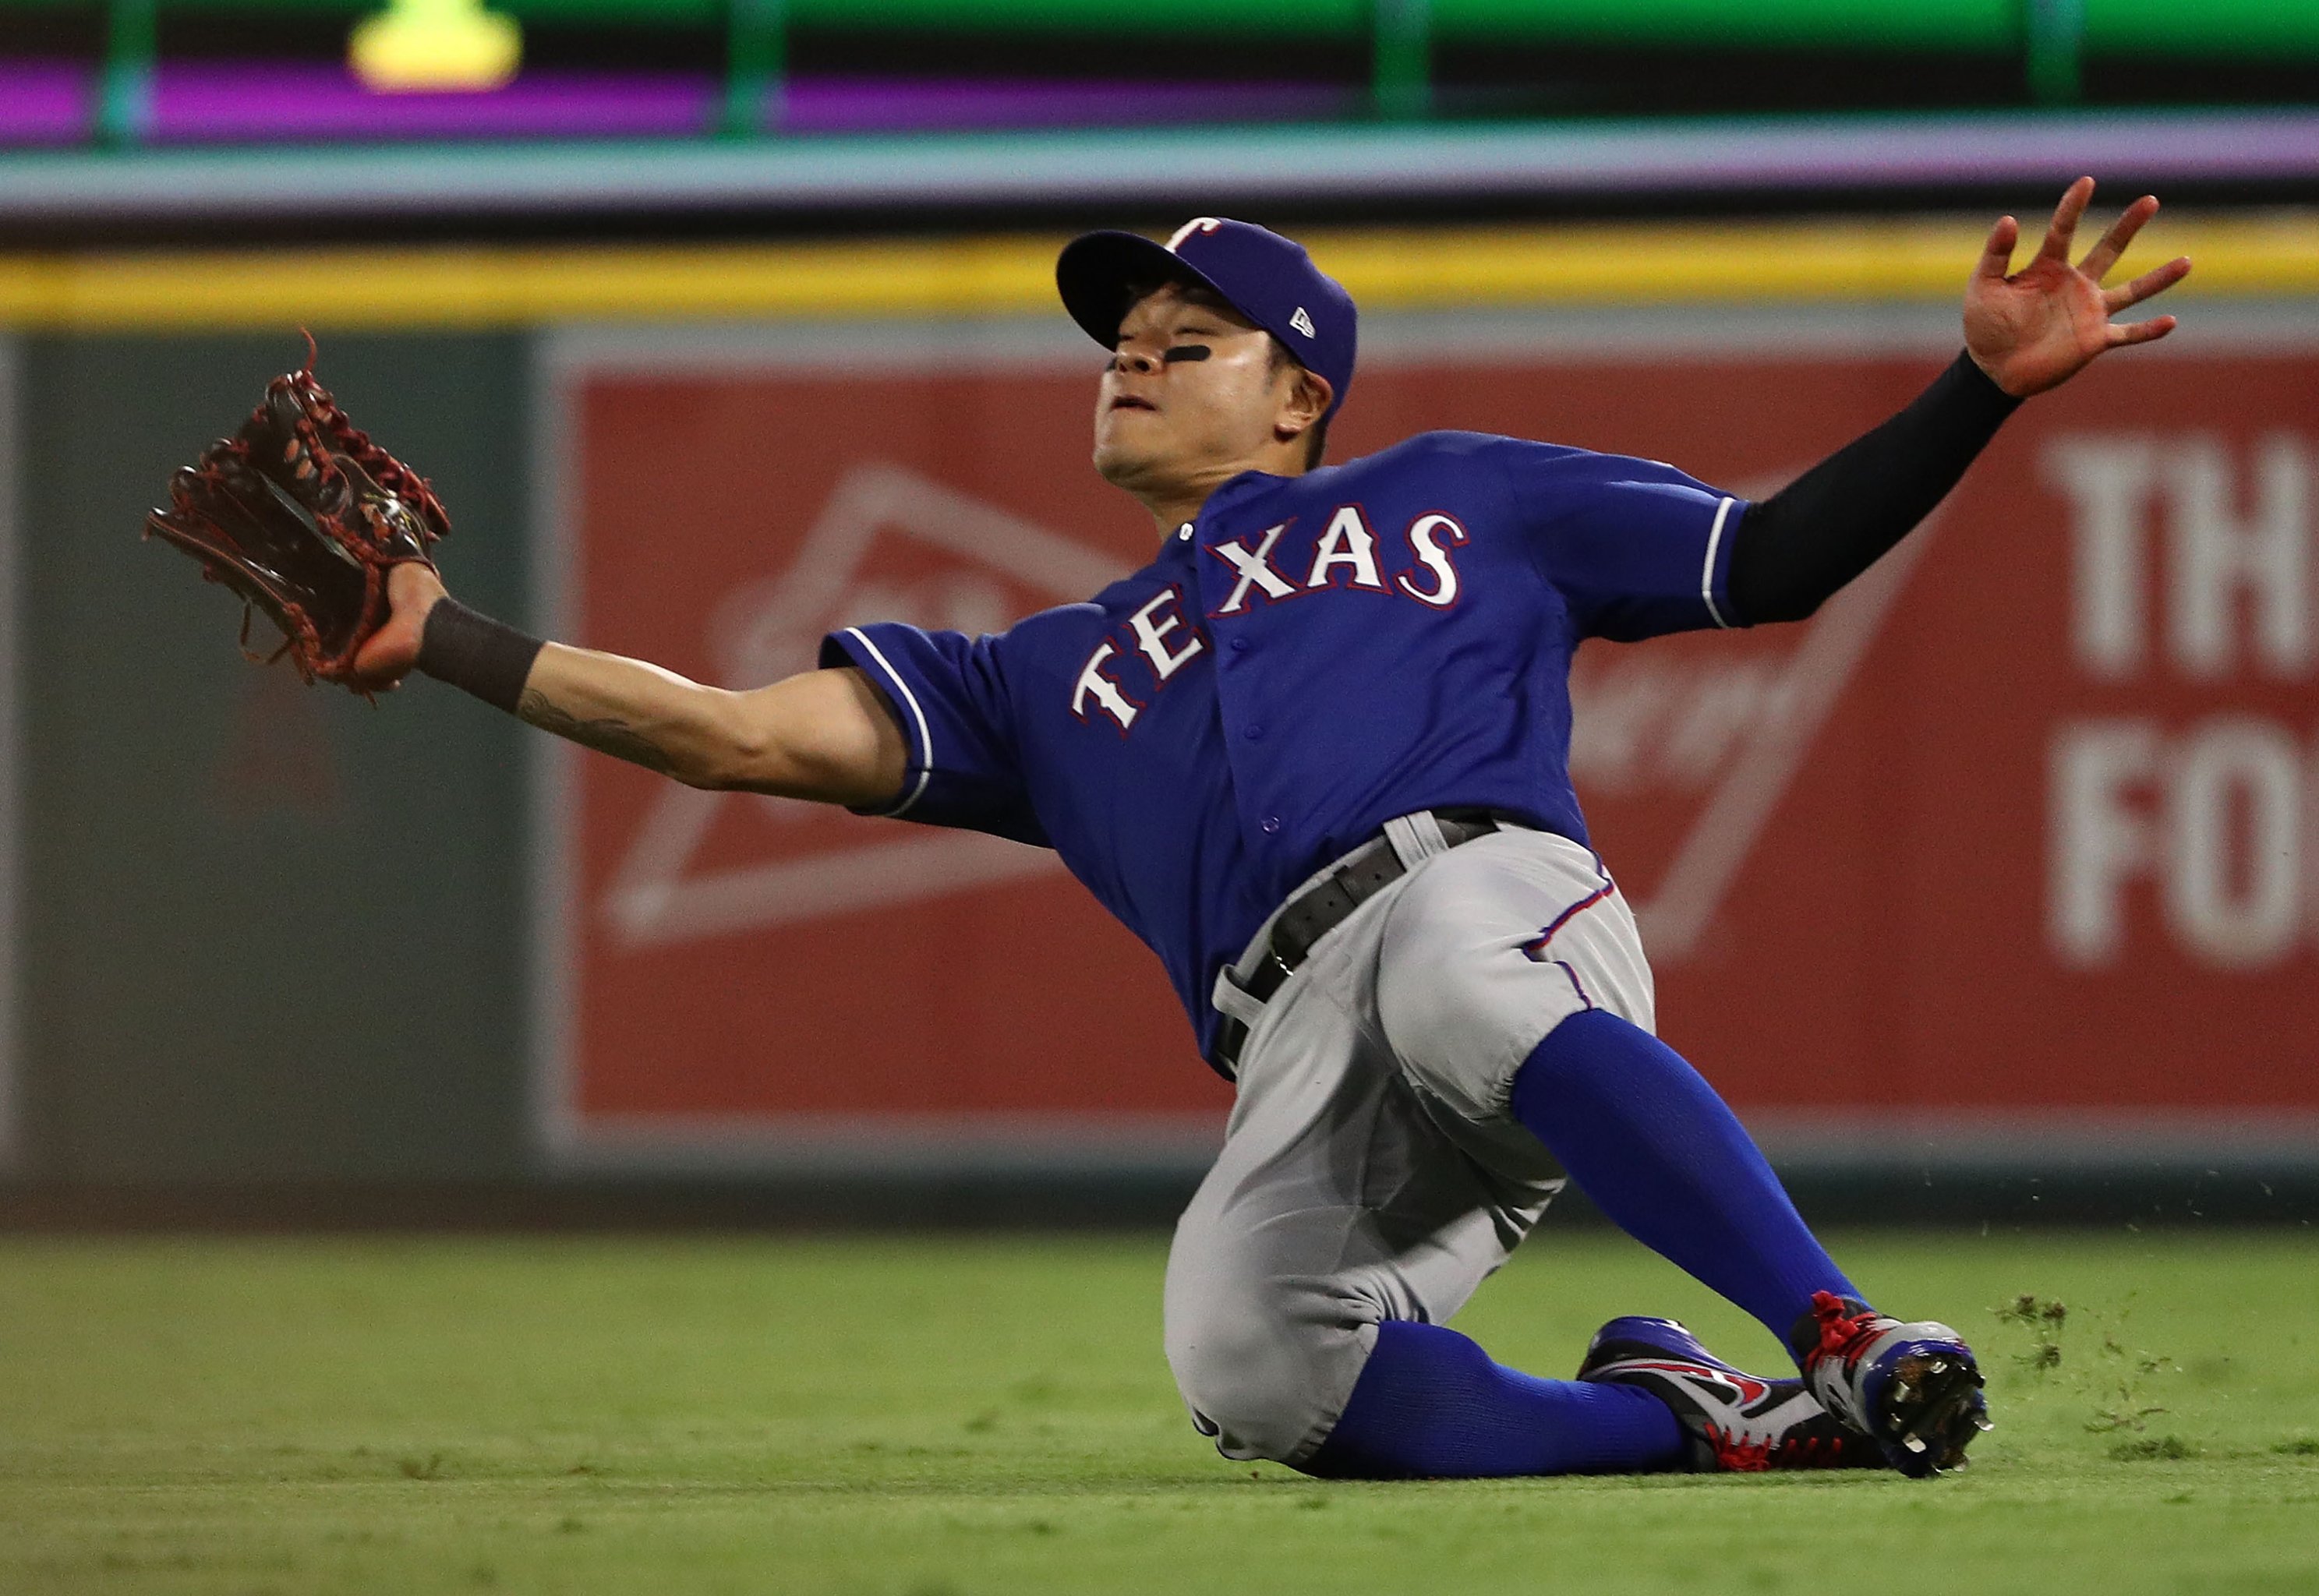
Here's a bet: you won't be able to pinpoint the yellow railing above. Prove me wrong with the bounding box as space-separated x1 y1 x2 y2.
1 214 2309 330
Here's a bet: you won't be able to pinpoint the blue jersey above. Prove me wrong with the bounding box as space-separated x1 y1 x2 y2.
818 430 1746 1065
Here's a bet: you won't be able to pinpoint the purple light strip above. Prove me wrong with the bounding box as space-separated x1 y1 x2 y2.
5 106 2315 225
0 61 90 146
788 76 1356 133
0 61 1360 147
1569 114 2319 188
146 63 716 143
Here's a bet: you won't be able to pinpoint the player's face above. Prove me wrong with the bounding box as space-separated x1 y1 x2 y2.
1091 284 1308 500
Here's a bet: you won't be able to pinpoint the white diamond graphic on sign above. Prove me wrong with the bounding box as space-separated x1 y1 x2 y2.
603 463 1132 949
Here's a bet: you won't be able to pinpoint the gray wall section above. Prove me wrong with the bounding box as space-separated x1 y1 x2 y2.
15 333 533 1181
0 337 19 1174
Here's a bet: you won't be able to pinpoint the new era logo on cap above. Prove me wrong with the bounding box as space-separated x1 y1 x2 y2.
1055 217 1359 420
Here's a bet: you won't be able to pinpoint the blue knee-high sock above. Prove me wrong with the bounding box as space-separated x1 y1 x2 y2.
1303 1319 1686 1479
1509 1008 1857 1340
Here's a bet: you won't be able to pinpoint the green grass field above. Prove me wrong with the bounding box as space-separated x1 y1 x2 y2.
4 1228 2317 1595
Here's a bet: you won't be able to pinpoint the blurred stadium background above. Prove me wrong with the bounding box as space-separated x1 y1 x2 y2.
1 0 2316 1234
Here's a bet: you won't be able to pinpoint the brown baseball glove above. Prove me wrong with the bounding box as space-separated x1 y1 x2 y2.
145 338 448 694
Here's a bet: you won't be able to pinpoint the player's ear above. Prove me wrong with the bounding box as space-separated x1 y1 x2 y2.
1274 367 1331 444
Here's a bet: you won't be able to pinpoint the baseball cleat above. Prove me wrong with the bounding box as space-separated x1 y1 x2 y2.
1790 1291 1988 1478
1578 1315 1887 1473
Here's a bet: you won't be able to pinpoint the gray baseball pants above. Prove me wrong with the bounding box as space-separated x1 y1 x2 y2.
1163 818 1656 1467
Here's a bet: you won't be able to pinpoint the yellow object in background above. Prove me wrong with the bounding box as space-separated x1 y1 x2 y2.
349 0 522 93
0 216 2307 331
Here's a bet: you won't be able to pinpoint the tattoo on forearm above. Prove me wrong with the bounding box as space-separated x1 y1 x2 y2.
518 687 677 775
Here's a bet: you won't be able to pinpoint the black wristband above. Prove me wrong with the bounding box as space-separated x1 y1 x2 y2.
415 597 546 715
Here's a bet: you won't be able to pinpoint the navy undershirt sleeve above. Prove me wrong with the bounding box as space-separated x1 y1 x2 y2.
1727 350 2021 626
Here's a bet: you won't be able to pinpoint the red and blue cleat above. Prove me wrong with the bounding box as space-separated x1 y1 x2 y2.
1577 1315 1886 1472
1789 1291 1990 1478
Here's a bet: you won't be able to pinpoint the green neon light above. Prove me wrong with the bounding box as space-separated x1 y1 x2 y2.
2026 0 2085 104
1430 0 2017 50
5 0 2315 59
1373 0 1430 119
97 0 157 149
2088 0 2319 54
721 0 782 136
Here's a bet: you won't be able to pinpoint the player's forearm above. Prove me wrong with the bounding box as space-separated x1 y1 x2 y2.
1725 351 2020 625
520 645 905 803
415 599 906 803
514 642 734 785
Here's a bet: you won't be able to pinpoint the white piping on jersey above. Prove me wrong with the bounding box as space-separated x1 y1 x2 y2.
1701 496 1737 630
842 624 935 818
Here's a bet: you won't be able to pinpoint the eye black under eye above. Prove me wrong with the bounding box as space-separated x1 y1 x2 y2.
1163 345 1213 364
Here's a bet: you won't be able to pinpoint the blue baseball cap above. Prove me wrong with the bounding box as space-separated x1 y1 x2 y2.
1057 217 1357 420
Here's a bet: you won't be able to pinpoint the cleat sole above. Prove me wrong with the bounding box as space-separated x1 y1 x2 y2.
1882 1358 1988 1478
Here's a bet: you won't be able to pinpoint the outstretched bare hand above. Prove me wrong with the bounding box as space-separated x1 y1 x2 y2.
1964 177 2192 399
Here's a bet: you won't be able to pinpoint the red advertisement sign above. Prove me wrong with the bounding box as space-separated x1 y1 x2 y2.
538 322 2319 1164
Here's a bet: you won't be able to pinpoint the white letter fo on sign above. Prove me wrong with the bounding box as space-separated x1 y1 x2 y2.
2045 433 2319 970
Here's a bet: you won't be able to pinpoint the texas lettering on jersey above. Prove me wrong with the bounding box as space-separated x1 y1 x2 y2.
1073 507 1472 733
1207 507 1470 613
822 429 1745 1062
1070 584 1204 733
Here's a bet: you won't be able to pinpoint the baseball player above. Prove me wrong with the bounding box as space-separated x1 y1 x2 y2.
353 178 2186 1478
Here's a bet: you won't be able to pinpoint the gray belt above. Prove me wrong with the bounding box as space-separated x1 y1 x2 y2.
1206 807 1512 1077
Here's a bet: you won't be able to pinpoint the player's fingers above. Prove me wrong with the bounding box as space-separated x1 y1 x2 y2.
350 633 413 687
2105 314 2179 348
2038 176 2095 263
2102 255 2192 312
1974 216 2020 281
2078 195 2159 281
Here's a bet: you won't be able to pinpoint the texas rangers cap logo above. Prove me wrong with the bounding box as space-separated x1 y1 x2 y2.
1167 217 1225 251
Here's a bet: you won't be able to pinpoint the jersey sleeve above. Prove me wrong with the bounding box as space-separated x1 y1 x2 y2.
1492 438 1748 642
818 622 1050 849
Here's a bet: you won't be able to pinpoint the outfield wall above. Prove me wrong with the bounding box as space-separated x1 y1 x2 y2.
0 332 19 1178
3 217 2316 1201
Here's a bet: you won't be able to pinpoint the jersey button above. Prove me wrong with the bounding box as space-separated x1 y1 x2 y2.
1229 637 1249 653
1244 724 1264 740
1260 816 1281 834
